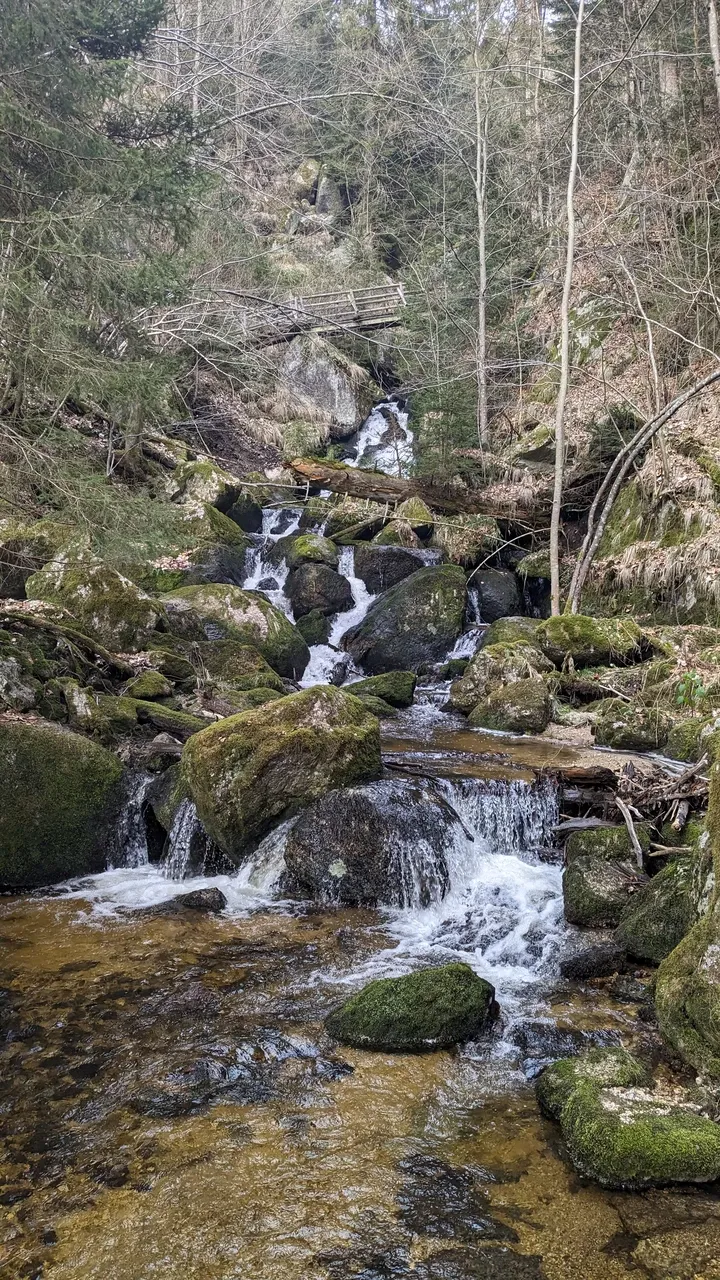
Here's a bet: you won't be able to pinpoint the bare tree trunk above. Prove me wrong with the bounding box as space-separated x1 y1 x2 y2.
474 0 489 449
192 0 203 123
709 0 720 114
549 0 585 615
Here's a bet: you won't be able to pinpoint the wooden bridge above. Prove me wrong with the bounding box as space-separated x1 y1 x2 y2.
143 282 406 353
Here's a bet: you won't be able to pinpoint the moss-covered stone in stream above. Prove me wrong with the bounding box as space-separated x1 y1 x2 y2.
516 550 551 580
26 554 164 653
371 520 420 548
481 616 541 647
182 685 381 862
196 639 286 693
594 699 672 752
124 669 174 700
468 678 552 735
0 720 123 887
161 584 310 679
449 642 553 715
565 824 650 863
616 855 699 964
146 761 186 833
536 615 643 669
349 671 417 708
343 565 466 674
563 856 645 928
352 692 397 717
286 533 339 570
324 963 496 1052
295 609 331 647
666 714 720 762
393 497 434 537
536 1047 648 1120
560 1079 720 1189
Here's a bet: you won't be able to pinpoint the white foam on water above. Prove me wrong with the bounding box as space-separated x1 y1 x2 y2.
353 401 413 476
242 506 301 619
300 546 375 687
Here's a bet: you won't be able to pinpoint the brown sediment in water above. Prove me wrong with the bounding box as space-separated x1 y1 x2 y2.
2 895 718 1280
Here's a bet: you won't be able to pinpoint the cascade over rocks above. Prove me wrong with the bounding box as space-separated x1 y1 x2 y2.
325 963 497 1052
161 583 310 678
182 685 381 863
286 562 353 617
282 778 461 906
0 720 123 887
343 565 466 673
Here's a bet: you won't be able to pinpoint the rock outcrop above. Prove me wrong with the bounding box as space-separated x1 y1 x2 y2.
343 565 466 673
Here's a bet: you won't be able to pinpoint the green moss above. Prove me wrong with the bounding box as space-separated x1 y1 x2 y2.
561 1078 720 1189
349 671 417 708
439 658 469 680
134 700 207 739
537 615 643 668
344 565 467 674
516 550 551 580
161 584 310 679
295 609 331 647
26 555 163 653
449 641 553 715
563 856 641 927
481 617 541 647
468 677 552 735
146 647 196 687
147 762 186 833
352 692 396 717
536 1048 648 1121
566 825 650 863
182 686 382 862
195 639 286 693
394 497 434 534
594 699 672 751
666 714 720 763
616 856 698 964
286 533 339 570
324 963 496 1052
216 687 286 713
124 669 173 700
0 721 123 887
372 521 419 548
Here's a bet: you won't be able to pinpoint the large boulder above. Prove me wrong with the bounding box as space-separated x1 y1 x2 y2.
286 563 353 618
195 640 285 693
348 671 417 708
283 778 462 906
0 518 71 599
448 642 553 715
616 855 699 964
161 584 309 678
325 963 496 1052
353 545 444 595
26 554 163 652
182 686 381 862
286 533 339 570
473 569 522 623
563 856 647 927
279 334 377 437
536 1048 720 1189
343 566 466 674
536 615 643 668
468 678 552 735
0 721 123 887
595 699 672 752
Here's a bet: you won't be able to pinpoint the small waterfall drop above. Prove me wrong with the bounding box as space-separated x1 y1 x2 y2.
242 506 302 618
352 401 412 476
162 799 204 881
108 773 152 869
300 546 375 687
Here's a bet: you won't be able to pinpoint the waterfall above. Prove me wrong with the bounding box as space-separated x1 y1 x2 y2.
108 773 152 869
438 776 558 859
299 546 375 687
242 506 302 619
352 401 412 476
162 799 206 881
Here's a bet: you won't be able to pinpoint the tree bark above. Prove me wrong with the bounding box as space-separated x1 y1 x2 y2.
709 0 720 114
474 1 489 448
549 0 585 615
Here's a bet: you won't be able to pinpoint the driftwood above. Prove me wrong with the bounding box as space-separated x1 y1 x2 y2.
289 458 536 520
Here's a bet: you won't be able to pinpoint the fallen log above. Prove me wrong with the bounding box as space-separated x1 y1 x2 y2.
289 458 536 520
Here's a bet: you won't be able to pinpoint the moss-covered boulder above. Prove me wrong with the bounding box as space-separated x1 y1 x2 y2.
286 563 353 618
295 609 331 647
124 669 173 701
561 1080 720 1189
26 554 163 652
146 762 186 834
146 646 197 687
0 517 72 598
393 497 434 538
536 1047 648 1120
565 824 650 863
372 520 420 548
516 550 551 581
225 492 263 533
214 686 285 714
481 616 541 648
0 721 123 887
431 514 499 568
594 699 672 752
616 856 699 964
134 700 208 740
170 457 242 511
349 671 417 708
536 615 643 669
563 857 647 927
195 640 285 693
352 693 396 718
286 533 339 570
468 678 552 735
343 566 466 674
324 963 496 1052
449 641 553 715
161 584 310 678
666 714 720 763
182 685 381 862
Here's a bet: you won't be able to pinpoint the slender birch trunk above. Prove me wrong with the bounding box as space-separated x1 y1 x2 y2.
474 0 489 449
709 0 720 114
549 0 585 615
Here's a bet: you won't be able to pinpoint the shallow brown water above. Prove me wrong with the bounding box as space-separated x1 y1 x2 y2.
3 895 720 1280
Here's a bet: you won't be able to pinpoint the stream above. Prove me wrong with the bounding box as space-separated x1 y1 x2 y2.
0 402 704 1280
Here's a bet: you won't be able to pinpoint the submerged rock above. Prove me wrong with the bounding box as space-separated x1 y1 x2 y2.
182 686 381 862
157 887 228 914
325 963 496 1052
468 678 552 735
161 584 310 678
536 615 643 668
559 941 628 981
344 565 466 673
0 720 123 887
26 555 163 652
286 562 353 617
283 778 461 906
594 699 672 752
